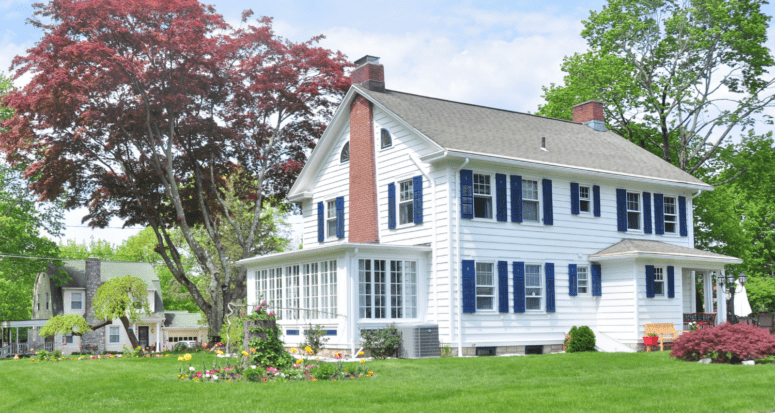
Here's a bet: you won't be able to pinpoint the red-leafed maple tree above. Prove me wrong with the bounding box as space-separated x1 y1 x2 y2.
0 0 351 337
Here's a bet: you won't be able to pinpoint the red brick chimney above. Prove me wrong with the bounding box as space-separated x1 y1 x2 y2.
351 55 385 92
572 100 606 132
348 56 381 243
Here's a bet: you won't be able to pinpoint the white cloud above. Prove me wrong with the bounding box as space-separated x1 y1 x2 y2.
0 31 32 85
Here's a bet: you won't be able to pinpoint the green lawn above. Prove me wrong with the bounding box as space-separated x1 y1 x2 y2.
2 351 775 412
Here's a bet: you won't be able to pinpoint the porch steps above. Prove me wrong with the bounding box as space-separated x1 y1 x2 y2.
592 329 636 353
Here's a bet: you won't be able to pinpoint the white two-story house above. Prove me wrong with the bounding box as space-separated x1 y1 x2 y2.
237 56 741 356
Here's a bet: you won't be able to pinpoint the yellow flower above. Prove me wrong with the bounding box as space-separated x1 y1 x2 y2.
311 378 318 381
241 351 249 357
296 359 303 365
360 359 366 364
357 351 364 356
304 346 313 354
178 356 184 361
137 346 141 350
368 371 373 374
165 354 169 357
290 348 298 353
184 353 192 361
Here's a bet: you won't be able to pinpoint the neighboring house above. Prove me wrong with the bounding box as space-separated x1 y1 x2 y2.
30 258 207 354
237 56 741 356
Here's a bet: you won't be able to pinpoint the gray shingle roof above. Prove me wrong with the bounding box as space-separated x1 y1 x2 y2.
356 86 709 187
164 311 207 328
591 239 740 263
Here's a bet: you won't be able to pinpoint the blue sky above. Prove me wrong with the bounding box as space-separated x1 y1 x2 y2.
2 0 774 245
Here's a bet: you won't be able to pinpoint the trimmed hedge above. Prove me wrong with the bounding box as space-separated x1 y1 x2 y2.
566 326 596 352
670 323 775 363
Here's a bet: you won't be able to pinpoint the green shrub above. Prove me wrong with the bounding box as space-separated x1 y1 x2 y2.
566 326 596 353
310 362 336 380
51 350 63 359
243 366 266 382
302 324 329 355
246 303 292 369
35 350 49 361
360 325 402 359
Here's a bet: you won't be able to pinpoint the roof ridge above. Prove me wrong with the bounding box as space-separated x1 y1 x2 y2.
375 87 583 126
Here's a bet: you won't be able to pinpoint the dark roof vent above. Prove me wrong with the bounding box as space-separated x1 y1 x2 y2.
541 137 548 151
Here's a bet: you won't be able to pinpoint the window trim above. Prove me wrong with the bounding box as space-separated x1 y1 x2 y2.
474 261 496 312
71 292 83 311
578 185 592 215
380 128 392 149
653 267 665 297
398 179 414 226
524 263 544 312
663 196 678 234
340 141 350 163
109 326 121 344
576 265 589 295
626 191 642 231
472 172 494 220
521 177 541 224
326 199 337 239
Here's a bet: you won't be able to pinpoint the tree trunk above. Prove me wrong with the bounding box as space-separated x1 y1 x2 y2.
119 316 140 349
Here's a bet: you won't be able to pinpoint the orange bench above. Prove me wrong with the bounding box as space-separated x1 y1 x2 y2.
645 323 681 351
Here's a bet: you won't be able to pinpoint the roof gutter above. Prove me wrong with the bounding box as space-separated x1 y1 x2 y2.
421 150 712 192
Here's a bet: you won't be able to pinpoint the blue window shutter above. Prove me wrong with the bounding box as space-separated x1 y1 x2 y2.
616 188 627 232
570 183 580 215
654 193 664 235
462 260 476 313
592 264 602 296
496 174 507 222
511 175 522 223
568 264 578 296
413 175 423 224
460 170 473 219
335 196 345 238
498 261 508 313
317 202 324 242
542 179 553 226
513 262 525 313
387 183 396 229
545 263 555 313
643 191 653 234
667 266 675 298
593 185 601 217
679 196 688 236
645 265 655 298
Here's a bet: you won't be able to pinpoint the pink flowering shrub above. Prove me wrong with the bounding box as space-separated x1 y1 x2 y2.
670 323 775 363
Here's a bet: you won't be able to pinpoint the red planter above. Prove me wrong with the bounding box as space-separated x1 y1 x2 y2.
643 336 659 346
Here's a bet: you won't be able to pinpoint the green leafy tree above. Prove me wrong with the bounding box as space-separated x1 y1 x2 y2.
39 275 150 348
538 0 775 175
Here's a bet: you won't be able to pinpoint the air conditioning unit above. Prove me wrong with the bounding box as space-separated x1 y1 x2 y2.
397 324 440 359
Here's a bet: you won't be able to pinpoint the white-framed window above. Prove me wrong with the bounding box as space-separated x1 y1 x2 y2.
64 334 74 344
473 174 493 219
285 265 300 319
522 179 540 222
399 180 414 225
525 264 543 310
256 267 283 320
579 185 591 213
320 260 337 319
109 326 120 344
45 293 49 310
71 292 83 310
626 192 641 230
340 142 350 163
380 128 392 149
360 259 418 319
654 267 665 296
326 200 336 238
303 263 320 319
577 266 589 295
475 262 495 310
664 196 677 233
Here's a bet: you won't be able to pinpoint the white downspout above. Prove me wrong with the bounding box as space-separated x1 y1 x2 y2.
409 155 436 323
455 158 469 357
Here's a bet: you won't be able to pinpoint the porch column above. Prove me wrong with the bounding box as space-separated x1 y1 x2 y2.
717 268 727 324
703 271 714 314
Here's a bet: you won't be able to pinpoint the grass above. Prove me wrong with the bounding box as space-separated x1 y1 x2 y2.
2 351 775 412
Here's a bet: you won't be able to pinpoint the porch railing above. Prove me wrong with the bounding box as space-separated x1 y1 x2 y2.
683 313 716 330
0 342 54 358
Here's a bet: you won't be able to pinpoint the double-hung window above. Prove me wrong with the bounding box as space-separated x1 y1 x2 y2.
579 185 591 213
475 263 495 310
626 192 641 230
522 179 540 222
577 266 589 294
473 174 492 219
664 196 677 233
109 326 120 344
326 200 336 238
525 264 543 310
359 259 417 319
654 267 665 296
64 334 74 344
71 292 83 311
399 180 414 225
